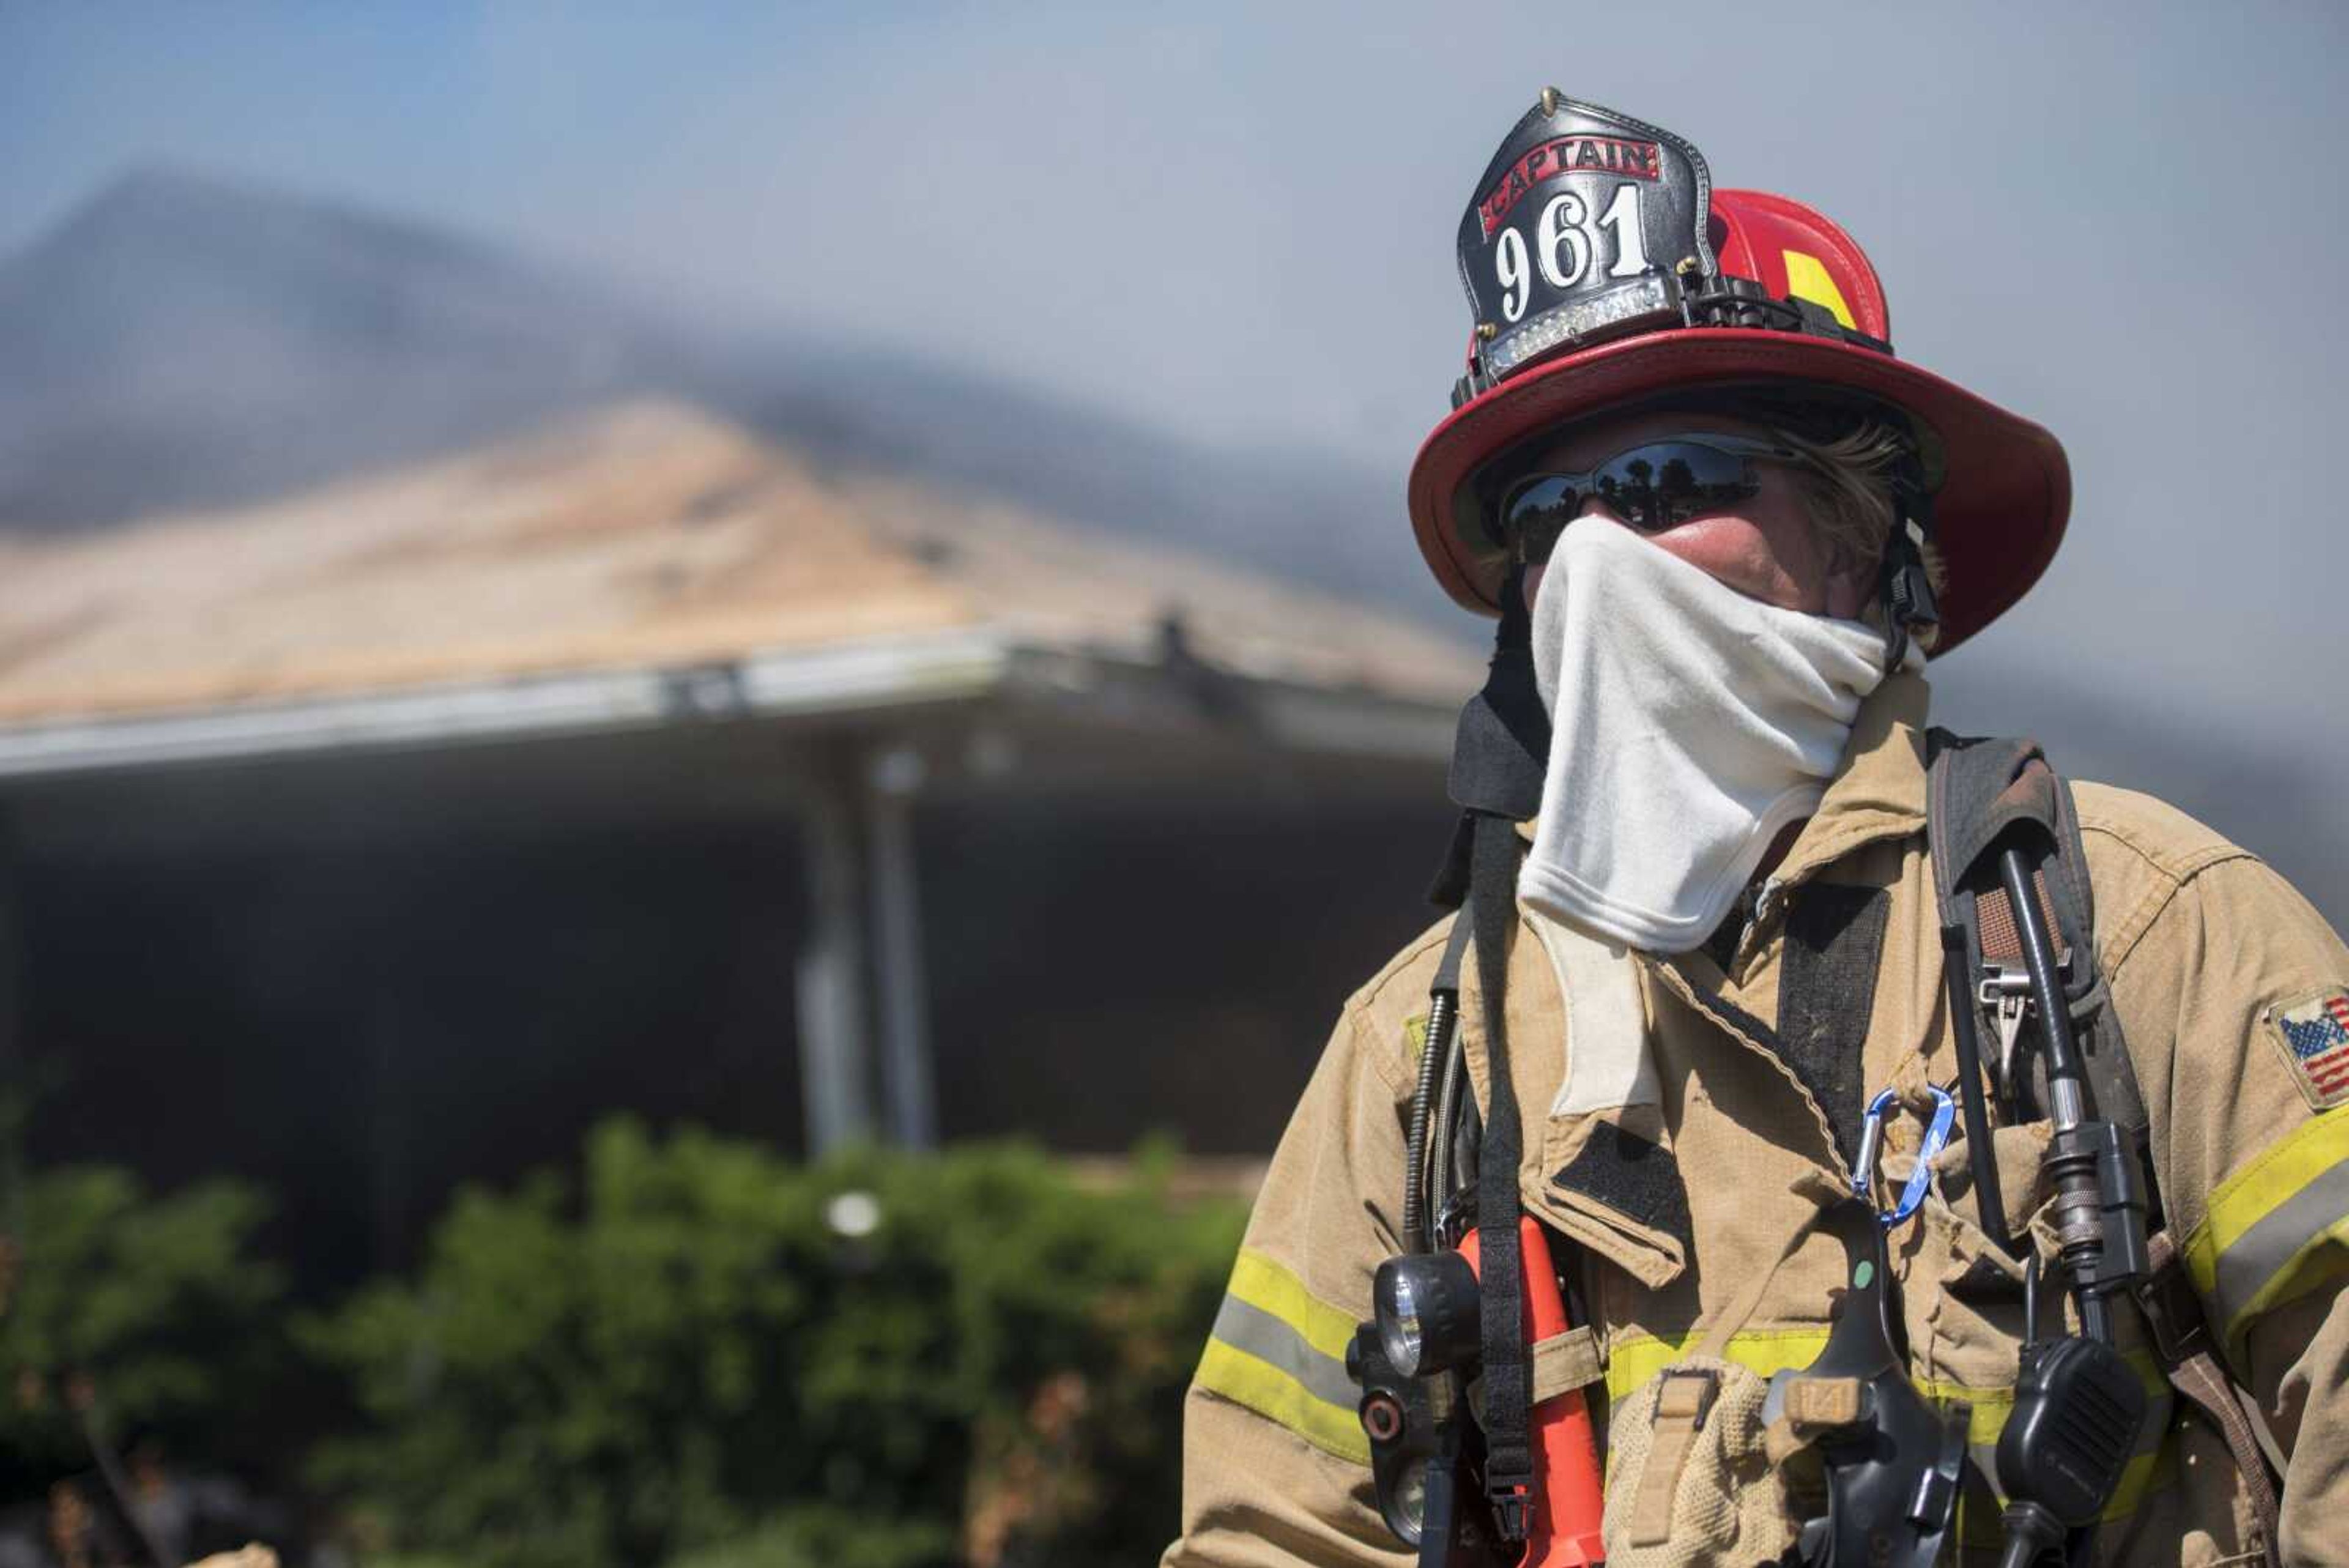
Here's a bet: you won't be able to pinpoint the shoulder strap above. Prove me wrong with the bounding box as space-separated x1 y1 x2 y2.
1923 731 2148 1156
1924 732 2281 1566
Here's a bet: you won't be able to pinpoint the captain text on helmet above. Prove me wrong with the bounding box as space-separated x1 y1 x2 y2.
1162 92 2349 1568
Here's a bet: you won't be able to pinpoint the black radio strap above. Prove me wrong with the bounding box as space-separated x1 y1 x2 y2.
1471 810 1532 1538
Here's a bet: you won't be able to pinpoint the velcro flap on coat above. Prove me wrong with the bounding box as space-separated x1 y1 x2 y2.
1471 1322 1608 1427
1537 1115 1691 1289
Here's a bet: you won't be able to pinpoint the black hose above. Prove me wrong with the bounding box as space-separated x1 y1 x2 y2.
1401 990 1455 1254
2000 843 2110 1348
2024 1253 2041 1345
1998 847 2088 1123
1942 921 2019 1259
1430 1014 1468 1240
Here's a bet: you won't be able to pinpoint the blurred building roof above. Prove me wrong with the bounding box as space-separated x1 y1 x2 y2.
0 401 1481 776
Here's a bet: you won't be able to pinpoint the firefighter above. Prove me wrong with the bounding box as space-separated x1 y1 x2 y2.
1163 92 2349 1567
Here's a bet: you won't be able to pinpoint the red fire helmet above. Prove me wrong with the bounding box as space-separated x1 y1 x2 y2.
1409 95 2069 656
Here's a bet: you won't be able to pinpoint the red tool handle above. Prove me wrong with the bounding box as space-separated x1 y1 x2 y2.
1461 1219 1607 1567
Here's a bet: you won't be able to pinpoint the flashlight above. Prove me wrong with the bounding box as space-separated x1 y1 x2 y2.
1373 1250 1482 1380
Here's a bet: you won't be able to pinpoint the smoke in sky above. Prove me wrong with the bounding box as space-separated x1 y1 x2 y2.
4 2 2343 890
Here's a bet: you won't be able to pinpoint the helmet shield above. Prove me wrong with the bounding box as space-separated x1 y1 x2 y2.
1458 93 1714 385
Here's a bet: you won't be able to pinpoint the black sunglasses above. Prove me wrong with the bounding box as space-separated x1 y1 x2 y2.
1494 434 1803 565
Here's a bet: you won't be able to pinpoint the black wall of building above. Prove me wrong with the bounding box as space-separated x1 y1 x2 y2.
919 794 1450 1153
17 824 809 1289
6 741 1453 1296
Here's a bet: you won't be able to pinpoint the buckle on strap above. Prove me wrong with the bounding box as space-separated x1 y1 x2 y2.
2131 1242 2213 1368
1486 1481 1532 1542
1655 1366 1721 1430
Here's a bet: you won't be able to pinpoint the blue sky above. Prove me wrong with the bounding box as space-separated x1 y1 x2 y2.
9 4 2342 463
5 2 2347 865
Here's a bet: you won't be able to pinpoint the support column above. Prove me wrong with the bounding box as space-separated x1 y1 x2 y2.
0 811 17 1087
867 746 936 1149
367 988 406 1272
0 809 20 1243
363 872 410 1270
795 756 877 1154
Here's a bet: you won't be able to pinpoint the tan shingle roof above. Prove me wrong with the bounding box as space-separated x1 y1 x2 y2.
0 401 1481 724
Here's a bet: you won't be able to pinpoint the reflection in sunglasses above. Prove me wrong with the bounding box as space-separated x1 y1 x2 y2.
1497 434 1798 565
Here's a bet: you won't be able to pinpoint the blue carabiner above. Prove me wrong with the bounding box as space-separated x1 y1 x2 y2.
1851 1085 1957 1229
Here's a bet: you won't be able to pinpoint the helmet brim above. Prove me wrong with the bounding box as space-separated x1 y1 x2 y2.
1405 327 2070 656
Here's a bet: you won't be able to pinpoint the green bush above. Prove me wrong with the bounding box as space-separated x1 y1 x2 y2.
305 1121 1245 1568
661 1506 955 1568
0 1165 283 1487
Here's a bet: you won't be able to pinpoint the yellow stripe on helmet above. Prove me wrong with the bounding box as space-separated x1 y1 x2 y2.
1780 250 1858 330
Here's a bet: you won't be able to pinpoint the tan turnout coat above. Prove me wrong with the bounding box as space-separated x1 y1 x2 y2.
1164 672 2349 1567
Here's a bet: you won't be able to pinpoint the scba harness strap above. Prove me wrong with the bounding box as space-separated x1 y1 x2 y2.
1924 733 2147 1153
1924 733 2282 1566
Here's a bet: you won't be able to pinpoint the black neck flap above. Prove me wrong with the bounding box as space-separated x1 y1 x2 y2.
1431 567 1550 908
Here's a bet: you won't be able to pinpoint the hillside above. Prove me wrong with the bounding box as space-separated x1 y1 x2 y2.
0 167 1413 611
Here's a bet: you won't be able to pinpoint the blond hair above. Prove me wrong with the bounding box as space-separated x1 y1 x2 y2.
1761 414 1947 647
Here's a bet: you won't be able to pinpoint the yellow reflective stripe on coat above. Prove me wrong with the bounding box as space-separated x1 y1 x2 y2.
2183 1107 2349 1362
1195 1248 1369 1464
1605 1326 1832 1402
1605 1330 2172 1522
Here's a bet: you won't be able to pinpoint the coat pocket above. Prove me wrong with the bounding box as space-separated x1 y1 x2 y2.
1600 1356 1798 1567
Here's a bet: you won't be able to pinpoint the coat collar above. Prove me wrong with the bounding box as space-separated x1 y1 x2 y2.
1762 668 1932 893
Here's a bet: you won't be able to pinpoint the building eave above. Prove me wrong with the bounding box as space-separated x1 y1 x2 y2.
0 628 1014 782
0 629 1460 782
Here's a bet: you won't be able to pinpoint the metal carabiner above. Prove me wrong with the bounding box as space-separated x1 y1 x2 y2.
1851 1085 1958 1230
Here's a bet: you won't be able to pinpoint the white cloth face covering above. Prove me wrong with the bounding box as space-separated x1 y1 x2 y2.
1518 521 1910 954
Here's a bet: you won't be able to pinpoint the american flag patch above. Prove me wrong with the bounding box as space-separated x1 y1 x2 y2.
2268 989 2349 1110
